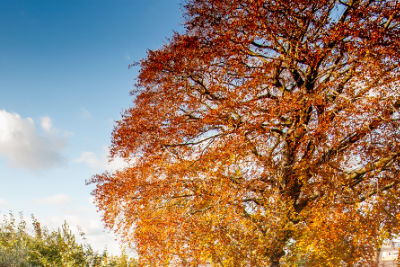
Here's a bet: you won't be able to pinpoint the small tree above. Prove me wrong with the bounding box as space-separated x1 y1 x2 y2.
91 0 400 265
0 213 30 267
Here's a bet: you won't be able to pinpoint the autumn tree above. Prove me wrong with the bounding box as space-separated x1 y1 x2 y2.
90 0 400 265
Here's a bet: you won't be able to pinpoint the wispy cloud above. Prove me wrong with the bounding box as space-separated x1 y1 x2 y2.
40 116 52 133
75 151 104 169
35 194 71 205
0 198 8 208
124 53 132 61
0 110 66 170
79 107 92 119
75 147 128 172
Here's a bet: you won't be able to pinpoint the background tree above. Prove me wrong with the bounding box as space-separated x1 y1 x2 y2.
0 213 137 267
91 0 400 265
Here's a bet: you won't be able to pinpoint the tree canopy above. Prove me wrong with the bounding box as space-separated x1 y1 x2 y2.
91 0 400 265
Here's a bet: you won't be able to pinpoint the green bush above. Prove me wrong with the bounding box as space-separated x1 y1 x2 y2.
0 212 137 267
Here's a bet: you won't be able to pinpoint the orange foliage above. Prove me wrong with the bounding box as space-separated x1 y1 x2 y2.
90 0 400 265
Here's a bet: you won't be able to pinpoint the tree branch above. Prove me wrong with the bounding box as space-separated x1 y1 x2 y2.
345 151 400 188
316 116 389 165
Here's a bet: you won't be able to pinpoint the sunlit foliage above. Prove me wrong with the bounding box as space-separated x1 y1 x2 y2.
0 213 137 267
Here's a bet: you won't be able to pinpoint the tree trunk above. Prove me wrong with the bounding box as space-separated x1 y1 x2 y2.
270 260 280 267
269 249 285 267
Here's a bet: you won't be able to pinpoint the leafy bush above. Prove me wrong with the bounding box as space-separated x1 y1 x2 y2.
0 212 137 267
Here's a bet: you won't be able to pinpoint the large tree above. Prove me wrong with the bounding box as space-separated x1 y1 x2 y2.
91 0 400 265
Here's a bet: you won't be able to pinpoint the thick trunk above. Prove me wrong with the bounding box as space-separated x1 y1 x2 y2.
269 248 285 267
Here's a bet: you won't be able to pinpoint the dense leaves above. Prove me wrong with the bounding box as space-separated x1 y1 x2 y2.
0 213 137 267
91 0 400 265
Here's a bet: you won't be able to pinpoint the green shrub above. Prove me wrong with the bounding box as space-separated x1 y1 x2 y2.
0 212 137 267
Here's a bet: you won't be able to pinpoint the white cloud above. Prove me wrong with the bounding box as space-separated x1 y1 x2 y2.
75 147 129 172
0 110 65 170
107 156 129 171
75 151 104 169
35 194 71 205
40 116 52 133
0 198 7 208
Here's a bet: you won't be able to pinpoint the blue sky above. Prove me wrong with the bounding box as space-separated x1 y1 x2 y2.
0 0 182 254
